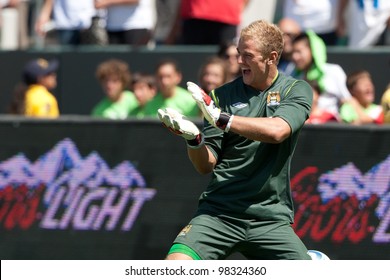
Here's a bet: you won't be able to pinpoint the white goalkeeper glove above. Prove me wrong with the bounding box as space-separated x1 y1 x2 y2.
157 107 204 149
187 81 233 132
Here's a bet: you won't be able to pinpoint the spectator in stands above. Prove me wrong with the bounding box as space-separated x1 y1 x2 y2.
35 0 97 45
8 57 60 117
129 72 157 118
198 56 229 94
153 0 180 45
0 1 18 18
95 0 155 46
91 59 139 119
143 58 199 117
337 0 390 48
217 40 241 82
1 1 8 39
282 0 342 46
291 30 351 116
381 84 390 124
306 79 340 124
17 0 30 48
165 0 250 45
277 17 301 76
340 70 384 124
0 0 30 49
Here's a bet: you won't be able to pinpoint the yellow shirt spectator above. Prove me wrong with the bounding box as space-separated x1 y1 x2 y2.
381 87 390 124
25 84 59 117
6 57 61 118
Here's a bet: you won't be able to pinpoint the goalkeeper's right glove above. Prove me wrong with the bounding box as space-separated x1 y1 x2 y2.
187 81 233 132
157 108 204 149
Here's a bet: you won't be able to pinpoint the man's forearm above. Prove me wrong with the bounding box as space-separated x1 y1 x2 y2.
229 116 291 144
187 145 216 175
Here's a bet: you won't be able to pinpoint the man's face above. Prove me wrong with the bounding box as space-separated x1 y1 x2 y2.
156 64 181 98
101 75 123 102
223 45 240 77
279 27 300 57
237 38 269 90
38 72 57 90
200 63 225 93
133 82 156 106
351 76 375 107
292 40 312 71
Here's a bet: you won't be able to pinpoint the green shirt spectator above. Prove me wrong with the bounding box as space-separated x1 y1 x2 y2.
144 58 199 118
91 59 139 120
128 72 157 118
340 70 384 124
143 86 198 117
340 103 383 124
92 90 139 119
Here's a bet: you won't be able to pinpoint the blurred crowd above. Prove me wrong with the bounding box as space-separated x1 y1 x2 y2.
1 0 390 124
1 0 389 49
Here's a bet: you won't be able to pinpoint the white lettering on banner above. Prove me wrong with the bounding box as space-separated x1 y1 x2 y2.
41 186 156 231
59 188 85 229
93 188 131 230
373 208 390 242
74 188 107 230
0 138 160 232
121 188 156 231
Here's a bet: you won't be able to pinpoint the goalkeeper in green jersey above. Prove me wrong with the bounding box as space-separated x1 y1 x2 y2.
159 20 313 260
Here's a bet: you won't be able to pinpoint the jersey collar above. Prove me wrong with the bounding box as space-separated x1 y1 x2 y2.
261 70 279 93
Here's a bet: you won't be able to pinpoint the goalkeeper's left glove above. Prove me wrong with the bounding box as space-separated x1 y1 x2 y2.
187 81 233 132
157 107 204 149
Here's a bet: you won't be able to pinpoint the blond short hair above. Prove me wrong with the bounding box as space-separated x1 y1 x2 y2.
240 20 284 63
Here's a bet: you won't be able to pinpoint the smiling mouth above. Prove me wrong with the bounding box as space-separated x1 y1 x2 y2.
242 69 251 75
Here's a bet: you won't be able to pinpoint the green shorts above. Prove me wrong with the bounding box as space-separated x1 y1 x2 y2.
168 213 310 260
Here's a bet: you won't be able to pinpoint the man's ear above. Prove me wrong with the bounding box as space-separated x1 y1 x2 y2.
268 51 278 65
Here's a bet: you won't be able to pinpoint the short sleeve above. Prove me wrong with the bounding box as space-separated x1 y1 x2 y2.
273 80 313 133
203 119 224 161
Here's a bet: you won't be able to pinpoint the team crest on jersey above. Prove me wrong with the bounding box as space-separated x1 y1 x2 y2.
178 225 192 237
266 91 281 107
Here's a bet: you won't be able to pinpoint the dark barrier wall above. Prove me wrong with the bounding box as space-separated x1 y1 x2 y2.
0 47 389 115
0 117 389 260
290 124 390 260
0 117 209 260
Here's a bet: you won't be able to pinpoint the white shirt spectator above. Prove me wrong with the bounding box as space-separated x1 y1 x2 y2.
318 63 352 115
283 0 339 34
105 0 155 31
53 0 96 30
347 0 390 48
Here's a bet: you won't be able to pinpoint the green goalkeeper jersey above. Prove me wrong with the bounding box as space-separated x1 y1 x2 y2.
199 73 312 223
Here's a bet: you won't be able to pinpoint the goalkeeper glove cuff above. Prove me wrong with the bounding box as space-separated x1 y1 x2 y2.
186 133 204 149
216 112 234 132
